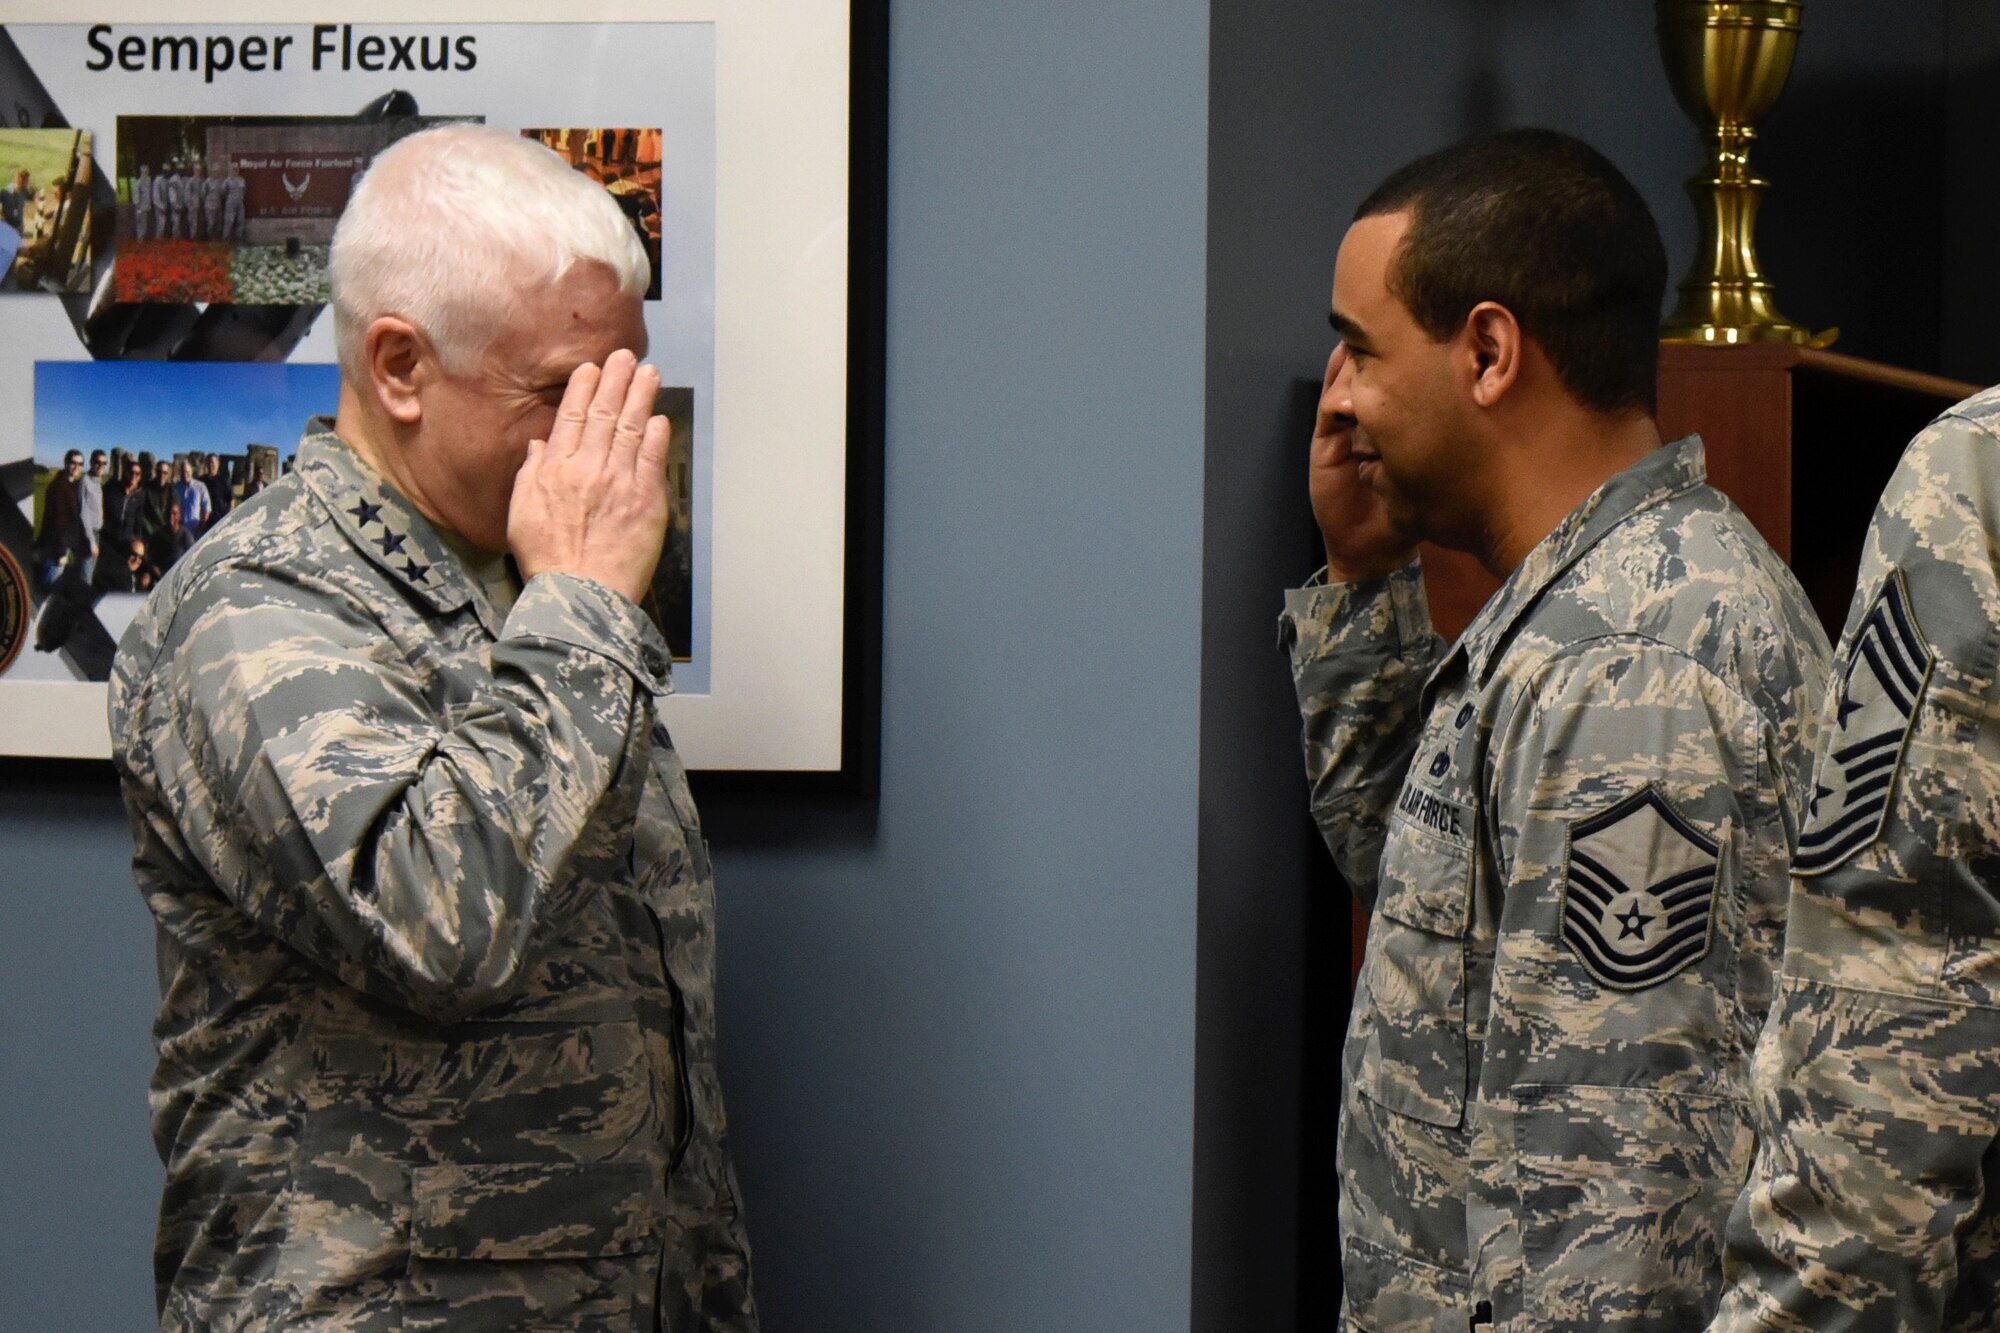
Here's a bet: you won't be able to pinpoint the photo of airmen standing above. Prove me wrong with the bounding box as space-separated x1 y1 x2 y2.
114 115 456 304
124 159 247 245
1284 129 1832 1331
1708 386 2000 1329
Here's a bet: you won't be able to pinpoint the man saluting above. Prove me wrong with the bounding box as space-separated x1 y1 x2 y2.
1283 128 1830 1331
110 124 758 1333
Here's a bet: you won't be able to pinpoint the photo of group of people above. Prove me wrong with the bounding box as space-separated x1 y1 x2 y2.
525 127 664 300
14 360 336 684
24 360 696 673
112 114 462 304
0 127 98 294
32 445 283 597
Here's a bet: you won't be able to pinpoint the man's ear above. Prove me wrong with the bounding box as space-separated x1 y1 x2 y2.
364 316 429 426
1462 302 1522 408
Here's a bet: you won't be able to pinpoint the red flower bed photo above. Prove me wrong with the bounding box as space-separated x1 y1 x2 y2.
113 239 233 303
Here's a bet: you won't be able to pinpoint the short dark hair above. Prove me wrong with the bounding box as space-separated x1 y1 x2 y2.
1355 127 1666 416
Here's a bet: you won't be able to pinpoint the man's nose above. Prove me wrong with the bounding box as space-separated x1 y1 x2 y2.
1322 360 1357 422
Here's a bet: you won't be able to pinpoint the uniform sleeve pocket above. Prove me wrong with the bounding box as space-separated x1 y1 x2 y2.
411 1161 667 1261
1511 1085 1752 1330
1356 825 1474 1127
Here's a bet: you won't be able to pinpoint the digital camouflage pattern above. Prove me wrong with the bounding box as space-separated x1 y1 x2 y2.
109 424 757 1333
1282 438 1830 1332
1713 386 2000 1333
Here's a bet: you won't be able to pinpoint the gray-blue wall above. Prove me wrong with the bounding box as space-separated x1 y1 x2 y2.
706 1 1209 1328
0 771 158 1330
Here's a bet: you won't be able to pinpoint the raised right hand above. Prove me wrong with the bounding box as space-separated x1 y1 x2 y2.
1309 343 1416 583
508 349 672 606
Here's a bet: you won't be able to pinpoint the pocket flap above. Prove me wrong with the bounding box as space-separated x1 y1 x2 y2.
410 1161 667 1261
1355 818 1476 1127
1376 818 1475 938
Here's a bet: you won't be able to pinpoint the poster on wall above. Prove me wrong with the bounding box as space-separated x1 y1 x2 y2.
0 2 877 776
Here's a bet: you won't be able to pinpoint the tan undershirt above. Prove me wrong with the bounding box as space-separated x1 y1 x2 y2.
437 528 521 619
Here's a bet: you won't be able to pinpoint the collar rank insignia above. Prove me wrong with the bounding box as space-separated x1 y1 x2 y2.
1560 786 1719 990
1795 570 1931 876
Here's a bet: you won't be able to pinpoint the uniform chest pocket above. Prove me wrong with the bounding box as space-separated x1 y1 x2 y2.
1355 817 1475 1128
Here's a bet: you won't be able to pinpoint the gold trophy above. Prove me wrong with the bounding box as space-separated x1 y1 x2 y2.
1657 0 1827 345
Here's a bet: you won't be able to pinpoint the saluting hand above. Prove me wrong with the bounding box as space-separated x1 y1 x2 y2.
507 349 672 606
1309 343 1416 583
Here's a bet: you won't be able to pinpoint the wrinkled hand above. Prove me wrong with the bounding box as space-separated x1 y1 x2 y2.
508 349 671 606
1309 344 1415 583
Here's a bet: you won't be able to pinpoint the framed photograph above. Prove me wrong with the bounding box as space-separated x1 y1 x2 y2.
0 1 886 784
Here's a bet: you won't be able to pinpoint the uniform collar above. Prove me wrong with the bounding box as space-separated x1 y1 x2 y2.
295 418 482 619
1441 435 1709 694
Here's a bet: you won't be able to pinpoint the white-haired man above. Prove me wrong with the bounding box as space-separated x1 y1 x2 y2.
110 123 757 1333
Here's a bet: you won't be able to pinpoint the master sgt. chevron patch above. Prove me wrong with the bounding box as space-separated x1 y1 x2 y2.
1795 571 1932 876
1559 786 1720 991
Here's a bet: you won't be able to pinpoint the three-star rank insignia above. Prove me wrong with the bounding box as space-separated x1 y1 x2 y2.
1559 786 1720 990
1795 570 1932 875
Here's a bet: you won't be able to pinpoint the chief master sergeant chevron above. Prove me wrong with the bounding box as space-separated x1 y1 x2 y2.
1710 386 2000 1330
108 124 757 1332
1280 129 1830 1331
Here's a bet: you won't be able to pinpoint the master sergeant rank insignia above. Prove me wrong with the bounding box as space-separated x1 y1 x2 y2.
1795 570 1932 875
1560 786 1720 990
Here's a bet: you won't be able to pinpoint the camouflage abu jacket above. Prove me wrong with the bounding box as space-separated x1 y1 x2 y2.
1713 387 2000 1333
1282 438 1830 1333
108 426 757 1333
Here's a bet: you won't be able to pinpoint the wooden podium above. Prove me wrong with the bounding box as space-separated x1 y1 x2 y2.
1351 345 1983 979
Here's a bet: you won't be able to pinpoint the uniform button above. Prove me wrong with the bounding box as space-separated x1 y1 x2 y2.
641 646 668 676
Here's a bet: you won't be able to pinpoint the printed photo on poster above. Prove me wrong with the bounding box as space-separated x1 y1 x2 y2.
523 127 663 300
18 361 694 681
15 360 339 684
113 114 467 303
647 384 693 659
0 127 100 294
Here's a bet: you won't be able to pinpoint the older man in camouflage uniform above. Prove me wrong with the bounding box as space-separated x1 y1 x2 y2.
1284 129 1830 1332
1710 386 2000 1332
110 124 756 1333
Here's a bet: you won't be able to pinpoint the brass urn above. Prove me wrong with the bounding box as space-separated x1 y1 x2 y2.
1657 0 1821 345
